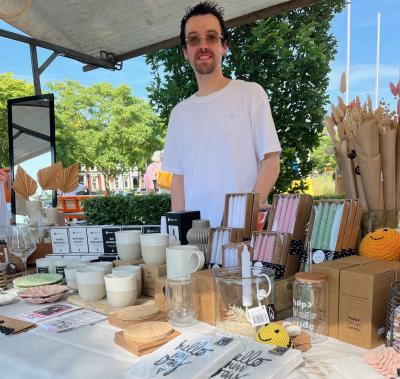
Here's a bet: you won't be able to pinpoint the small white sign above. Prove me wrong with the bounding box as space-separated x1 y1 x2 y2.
50 228 70 254
312 249 325 264
69 227 89 253
247 305 270 327
87 227 104 254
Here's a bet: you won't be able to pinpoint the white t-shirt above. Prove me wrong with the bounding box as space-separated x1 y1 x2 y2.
162 79 281 227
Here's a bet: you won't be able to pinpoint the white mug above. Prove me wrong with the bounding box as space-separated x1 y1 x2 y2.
112 265 142 296
75 267 106 302
166 245 205 279
140 233 169 265
105 272 137 308
115 230 142 260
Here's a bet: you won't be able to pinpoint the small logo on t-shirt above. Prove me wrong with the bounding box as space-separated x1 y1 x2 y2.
225 112 240 120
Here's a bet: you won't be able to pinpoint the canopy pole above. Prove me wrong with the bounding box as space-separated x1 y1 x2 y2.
30 44 41 95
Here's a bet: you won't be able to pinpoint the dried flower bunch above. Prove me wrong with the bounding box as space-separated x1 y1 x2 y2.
325 74 400 215
12 162 80 200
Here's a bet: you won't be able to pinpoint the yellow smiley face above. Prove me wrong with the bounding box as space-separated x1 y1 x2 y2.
359 228 400 261
256 322 293 348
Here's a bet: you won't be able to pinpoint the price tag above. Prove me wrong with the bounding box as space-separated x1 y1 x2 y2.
247 305 270 327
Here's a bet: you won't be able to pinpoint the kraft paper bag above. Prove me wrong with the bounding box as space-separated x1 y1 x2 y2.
352 119 380 159
396 127 400 209
348 139 368 211
334 140 357 200
379 128 397 211
358 155 384 211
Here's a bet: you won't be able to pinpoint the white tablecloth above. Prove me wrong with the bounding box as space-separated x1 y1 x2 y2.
0 294 384 379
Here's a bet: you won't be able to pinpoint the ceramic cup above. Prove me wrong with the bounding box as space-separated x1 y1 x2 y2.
75 267 106 301
140 233 169 265
36 258 50 273
105 272 137 308
166 245 205 279
112 265 142 296
88 261 113 275
54 258 79 277
64 264 87 290
115 230 142 260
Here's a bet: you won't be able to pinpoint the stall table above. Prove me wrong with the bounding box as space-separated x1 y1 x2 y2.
0 292 382 379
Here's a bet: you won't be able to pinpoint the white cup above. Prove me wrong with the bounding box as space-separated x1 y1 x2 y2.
89 261 113 275
36 258 50 273
112 266 142 296
75 267 106 301
46 255 60 273
105 272 137 308
166 245 205 279
115 230 142 260
140 233 169 265
64 264 87 290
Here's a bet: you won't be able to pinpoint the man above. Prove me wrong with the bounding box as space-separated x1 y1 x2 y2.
162 1 281 227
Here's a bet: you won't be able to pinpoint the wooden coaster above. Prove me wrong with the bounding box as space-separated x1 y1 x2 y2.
123 321 174 342
115 303 160 321
108 310 167 329
115 329 180 356
67 295 154 315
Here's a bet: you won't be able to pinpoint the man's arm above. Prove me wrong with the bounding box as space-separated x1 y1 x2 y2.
171 174 185 211
254 152 280 207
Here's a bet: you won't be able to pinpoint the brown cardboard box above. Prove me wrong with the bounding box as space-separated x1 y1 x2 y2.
338 260 400 348
154 276 167 312
312 260 361 337
140 264 167 297
191 269 216 325
337 255 380 265
275 276 295 313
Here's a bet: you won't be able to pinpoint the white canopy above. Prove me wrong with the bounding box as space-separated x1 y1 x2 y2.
0 0 318 69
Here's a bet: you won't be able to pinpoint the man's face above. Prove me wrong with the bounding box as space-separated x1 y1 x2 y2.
183 14 228 76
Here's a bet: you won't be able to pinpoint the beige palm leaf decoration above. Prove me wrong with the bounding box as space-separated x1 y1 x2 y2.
37 162 63 190
55 162 80 194
12 166 37 199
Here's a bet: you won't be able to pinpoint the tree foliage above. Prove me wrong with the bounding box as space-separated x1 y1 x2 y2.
0 73 34 167
145 0 344 195
311 134 336 174
47 81 164 191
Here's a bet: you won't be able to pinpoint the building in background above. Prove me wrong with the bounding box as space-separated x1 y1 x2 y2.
80 166 143 193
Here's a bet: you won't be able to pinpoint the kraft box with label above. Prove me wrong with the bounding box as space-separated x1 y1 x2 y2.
338 260 400 348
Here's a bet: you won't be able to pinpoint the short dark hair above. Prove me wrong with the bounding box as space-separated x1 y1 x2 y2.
180 1 229 48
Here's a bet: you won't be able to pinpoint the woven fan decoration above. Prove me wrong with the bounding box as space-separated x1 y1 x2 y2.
55 162 80 193
12 166 37 199
37 162 63 190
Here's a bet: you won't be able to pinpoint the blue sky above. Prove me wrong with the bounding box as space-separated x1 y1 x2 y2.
0 0 399 107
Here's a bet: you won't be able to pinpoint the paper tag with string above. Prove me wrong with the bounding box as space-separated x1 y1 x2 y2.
247 305 270 327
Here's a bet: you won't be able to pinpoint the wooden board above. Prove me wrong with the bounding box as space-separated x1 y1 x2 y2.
114 329 180 356
67 294 154 315
108 311 167 329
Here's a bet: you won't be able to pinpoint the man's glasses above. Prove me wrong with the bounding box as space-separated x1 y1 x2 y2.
185 32 223 47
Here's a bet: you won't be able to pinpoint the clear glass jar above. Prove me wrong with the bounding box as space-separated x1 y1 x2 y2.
293 272 328 343
214 267 274 338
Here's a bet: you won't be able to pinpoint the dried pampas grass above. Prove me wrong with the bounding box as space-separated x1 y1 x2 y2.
13 166 37 199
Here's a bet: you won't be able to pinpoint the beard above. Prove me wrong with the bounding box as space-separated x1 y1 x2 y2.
194 59 216 75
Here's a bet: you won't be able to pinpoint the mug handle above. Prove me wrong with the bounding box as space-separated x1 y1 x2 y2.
190 249 205 272
257 273 272 300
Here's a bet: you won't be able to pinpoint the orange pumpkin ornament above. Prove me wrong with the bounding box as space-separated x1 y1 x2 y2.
359 228 400 261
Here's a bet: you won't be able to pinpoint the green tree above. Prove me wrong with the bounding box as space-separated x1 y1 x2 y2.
146 0 344 195
0 73 34 167
48 80 164 192
311 134 336 174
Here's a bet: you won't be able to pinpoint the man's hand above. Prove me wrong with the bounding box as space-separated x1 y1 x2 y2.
254 152 280 207
171 174 185 211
